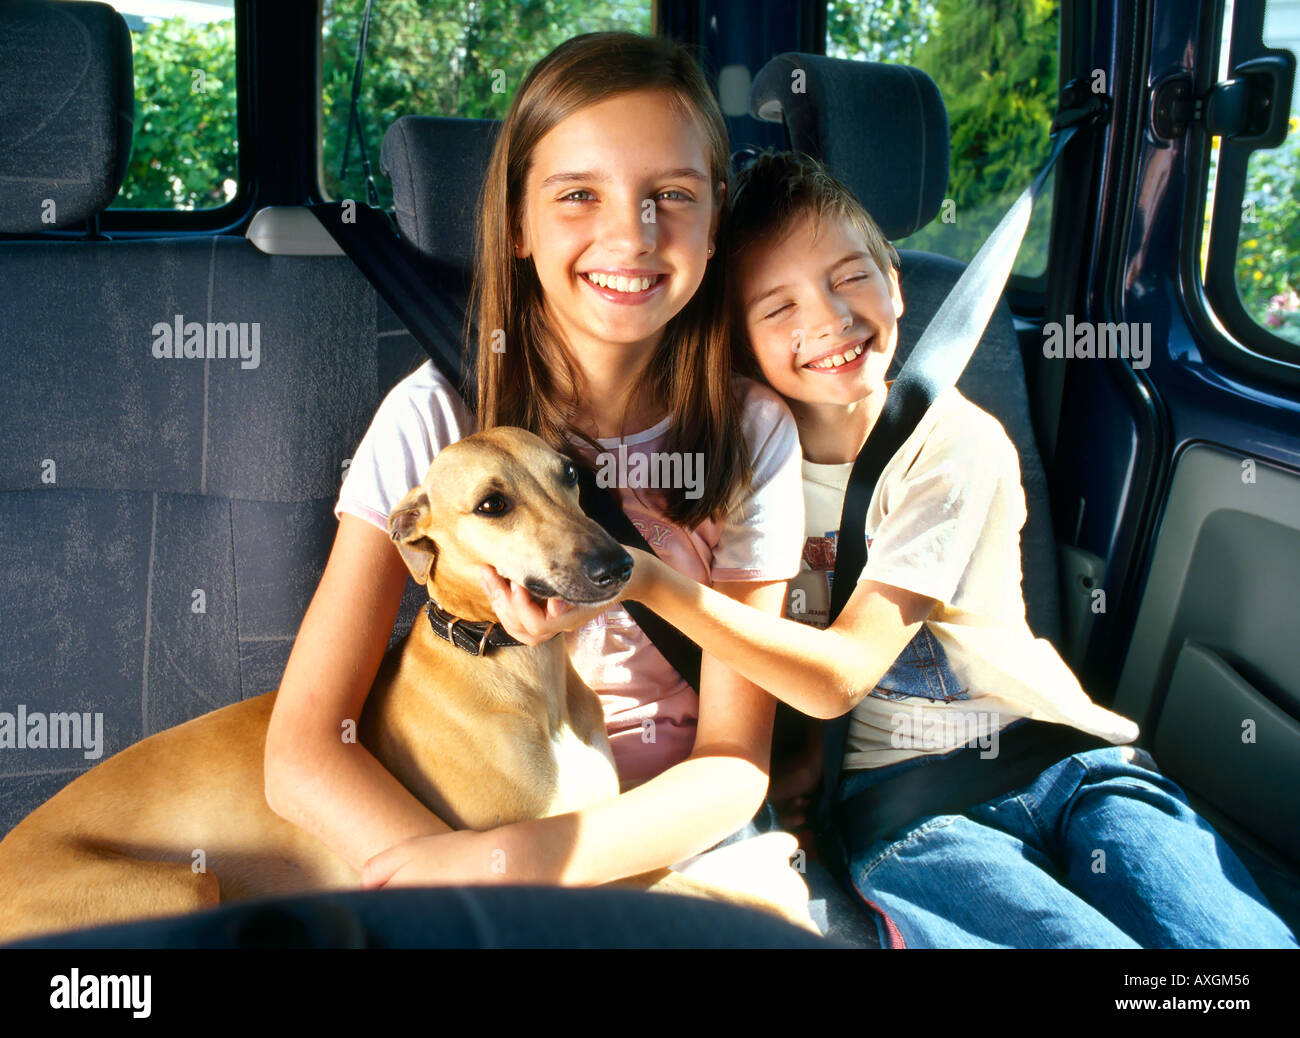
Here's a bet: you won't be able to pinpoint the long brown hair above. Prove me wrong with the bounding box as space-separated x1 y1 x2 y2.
471 32 750 527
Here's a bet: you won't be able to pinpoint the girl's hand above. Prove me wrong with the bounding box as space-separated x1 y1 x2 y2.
770 725 824 830
360 828 528 889
481 566 614 645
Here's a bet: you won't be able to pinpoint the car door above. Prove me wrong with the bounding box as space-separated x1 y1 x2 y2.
1049 0 1300 926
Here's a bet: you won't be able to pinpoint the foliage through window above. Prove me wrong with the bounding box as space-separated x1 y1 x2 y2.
1235 123 1300 345
104 1 238 211
320 0 653 209
827 0 1060 279
1231 1 1300 346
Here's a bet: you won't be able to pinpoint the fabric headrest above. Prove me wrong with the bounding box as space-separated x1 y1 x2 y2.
749 54 949 240
0 1 134 233
381 116 500 269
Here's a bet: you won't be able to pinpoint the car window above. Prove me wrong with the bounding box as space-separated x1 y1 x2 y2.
100 0 238 211
319 0 654 208
1205 0 1300 348
826 0 1060 281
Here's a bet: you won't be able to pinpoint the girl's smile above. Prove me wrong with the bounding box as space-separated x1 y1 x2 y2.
578 269 670 305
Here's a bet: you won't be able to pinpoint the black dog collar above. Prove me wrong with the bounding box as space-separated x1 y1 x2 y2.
425 600 525 656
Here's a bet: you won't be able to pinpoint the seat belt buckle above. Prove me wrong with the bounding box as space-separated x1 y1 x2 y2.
1051 78 1112 136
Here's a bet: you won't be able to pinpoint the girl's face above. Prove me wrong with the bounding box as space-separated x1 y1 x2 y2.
516 88 720 362
737 212 903 411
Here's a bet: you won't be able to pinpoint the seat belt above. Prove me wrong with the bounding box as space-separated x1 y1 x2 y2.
815 100 1105 861
576 467 704 692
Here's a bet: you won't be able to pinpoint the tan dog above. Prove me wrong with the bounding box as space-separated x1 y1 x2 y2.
0 427 815 943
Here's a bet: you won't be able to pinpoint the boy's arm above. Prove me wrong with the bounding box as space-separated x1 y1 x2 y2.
623 546 935 720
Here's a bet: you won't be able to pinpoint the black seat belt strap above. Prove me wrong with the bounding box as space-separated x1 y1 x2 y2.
576 466 703 694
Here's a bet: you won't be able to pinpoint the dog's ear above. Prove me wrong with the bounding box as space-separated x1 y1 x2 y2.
388 487 438 587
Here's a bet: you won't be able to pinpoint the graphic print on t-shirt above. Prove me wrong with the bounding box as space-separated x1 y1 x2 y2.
630 517 674 551
788 531 836 629
790 531 877 628
801 532 837 573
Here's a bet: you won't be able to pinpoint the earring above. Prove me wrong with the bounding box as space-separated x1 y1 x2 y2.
707 245 715 257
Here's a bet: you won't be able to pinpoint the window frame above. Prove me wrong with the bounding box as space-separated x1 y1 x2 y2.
310 0 662 210
1189 0 1300 383
94 0 251 232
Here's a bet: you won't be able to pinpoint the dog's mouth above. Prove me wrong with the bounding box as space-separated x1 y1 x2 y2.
523 577 560 600
523 576 628 607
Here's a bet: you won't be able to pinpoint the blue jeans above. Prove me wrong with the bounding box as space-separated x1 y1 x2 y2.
839 744 1299 949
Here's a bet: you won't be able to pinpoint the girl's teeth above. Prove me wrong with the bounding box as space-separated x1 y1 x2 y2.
587 274 653 293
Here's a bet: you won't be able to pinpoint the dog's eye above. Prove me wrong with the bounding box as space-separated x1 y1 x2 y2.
562 462 578 487
475 494 510 516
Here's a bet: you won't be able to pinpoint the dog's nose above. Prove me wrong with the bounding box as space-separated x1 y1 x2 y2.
582 547 634 589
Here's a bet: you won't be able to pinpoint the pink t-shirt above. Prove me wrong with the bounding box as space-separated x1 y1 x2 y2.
335 362 804 789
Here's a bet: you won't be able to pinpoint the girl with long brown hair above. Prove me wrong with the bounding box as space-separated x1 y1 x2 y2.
265 32 807 900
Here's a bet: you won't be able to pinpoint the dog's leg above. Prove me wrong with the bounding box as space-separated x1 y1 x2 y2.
0 836 221 944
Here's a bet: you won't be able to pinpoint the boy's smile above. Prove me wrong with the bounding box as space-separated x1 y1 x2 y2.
738 212 903 410
800 337 870 372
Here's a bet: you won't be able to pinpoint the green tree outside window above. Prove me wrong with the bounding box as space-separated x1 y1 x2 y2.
828 0 1059 277
320 0 652 209
110 13 238 210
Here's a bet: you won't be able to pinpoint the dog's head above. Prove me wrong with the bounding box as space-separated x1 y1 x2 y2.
387 427 633 622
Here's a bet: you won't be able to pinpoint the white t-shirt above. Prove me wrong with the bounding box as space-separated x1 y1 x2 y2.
334 362 804 789
335 361 475 530
787 385 1140 770
563 375 803 788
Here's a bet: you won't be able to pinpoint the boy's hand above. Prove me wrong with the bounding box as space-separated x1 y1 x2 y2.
481 566 613 645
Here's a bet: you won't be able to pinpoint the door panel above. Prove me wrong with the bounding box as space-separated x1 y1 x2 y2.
1115 444 1300 865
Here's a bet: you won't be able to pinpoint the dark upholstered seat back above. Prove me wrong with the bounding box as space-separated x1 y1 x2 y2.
0 3 430 835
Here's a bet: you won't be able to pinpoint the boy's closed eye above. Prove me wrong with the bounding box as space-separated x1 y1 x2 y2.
752 267 874 324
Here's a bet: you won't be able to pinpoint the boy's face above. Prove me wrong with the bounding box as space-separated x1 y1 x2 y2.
736 211 902 410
